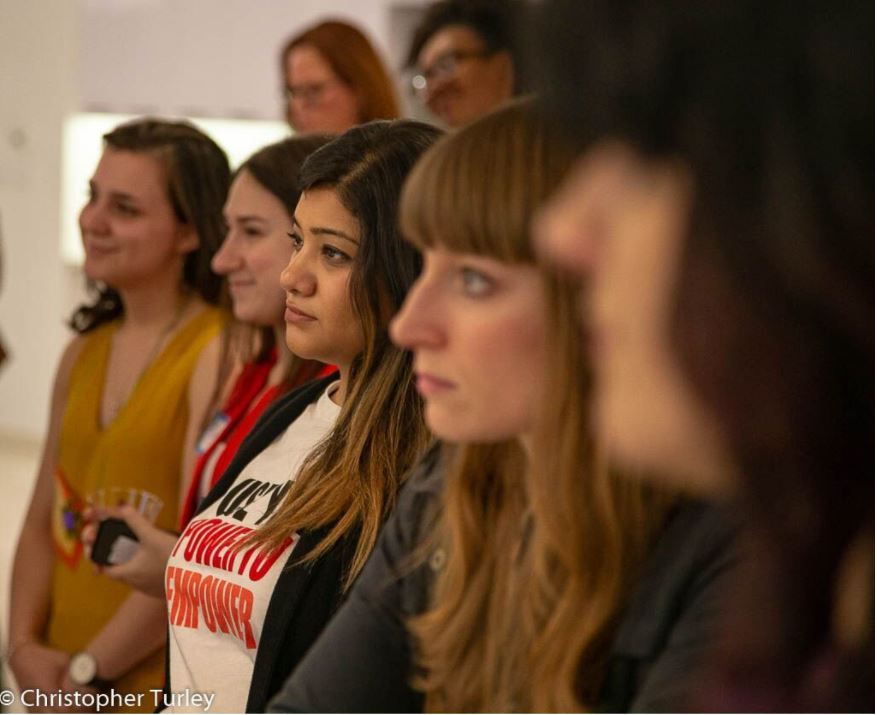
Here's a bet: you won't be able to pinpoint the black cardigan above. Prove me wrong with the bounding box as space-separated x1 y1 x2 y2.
268 449 738 713
165 374 353 713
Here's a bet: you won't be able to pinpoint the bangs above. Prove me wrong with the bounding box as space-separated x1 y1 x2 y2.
400 100 569 264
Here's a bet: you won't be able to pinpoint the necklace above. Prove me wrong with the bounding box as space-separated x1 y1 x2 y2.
103 297 189 426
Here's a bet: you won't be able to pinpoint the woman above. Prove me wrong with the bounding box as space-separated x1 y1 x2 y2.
8 118 229 709
163 119 441 713
86 136 335 599
535 0 872 710
271 100 733 712
281 20 400 134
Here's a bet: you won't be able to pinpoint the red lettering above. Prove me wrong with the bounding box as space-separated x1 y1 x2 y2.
185 519 224 561
249 537 295 581
237 587 256 649
199 575 216 632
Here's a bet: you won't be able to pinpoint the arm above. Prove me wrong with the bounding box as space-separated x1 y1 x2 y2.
268 450 442 713
62 333 226 679
8 338 84 692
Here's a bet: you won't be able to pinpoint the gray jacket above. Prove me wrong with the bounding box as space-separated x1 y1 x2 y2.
268 447 737 712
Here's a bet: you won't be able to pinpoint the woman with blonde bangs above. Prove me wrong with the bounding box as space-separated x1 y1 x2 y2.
270 100 734 713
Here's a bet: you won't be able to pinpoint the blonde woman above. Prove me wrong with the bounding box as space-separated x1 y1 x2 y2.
271 100 735 712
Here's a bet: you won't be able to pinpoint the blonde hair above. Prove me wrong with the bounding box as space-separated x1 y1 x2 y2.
400 99 676 710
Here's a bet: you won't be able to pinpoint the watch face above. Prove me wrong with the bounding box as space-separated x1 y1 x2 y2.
69 652 97 685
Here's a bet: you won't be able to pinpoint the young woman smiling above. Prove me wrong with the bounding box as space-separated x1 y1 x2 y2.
162 120 441 713
8 118 229 710
83 136 335 599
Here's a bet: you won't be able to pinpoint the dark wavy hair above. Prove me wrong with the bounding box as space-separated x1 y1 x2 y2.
70 118 231 333
538 0 873 709
252 120 443 588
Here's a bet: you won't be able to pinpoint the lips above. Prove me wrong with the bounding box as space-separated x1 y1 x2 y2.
285 302 317 323
414 371 456 397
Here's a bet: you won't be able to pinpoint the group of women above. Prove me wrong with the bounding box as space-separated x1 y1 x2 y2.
7 0 872 712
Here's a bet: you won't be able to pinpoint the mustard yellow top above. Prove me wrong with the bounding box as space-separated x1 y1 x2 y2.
48 306 225 709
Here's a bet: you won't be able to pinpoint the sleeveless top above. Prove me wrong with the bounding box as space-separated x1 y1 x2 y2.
48 306 225 711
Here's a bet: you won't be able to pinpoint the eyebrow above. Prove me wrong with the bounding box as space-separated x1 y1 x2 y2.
293 217 359 245
88 180 139 203
228 214 269 223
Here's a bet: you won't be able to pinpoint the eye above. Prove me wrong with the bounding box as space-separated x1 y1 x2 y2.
460 267 494 297
288 232 303 250
113 201 139 217
322 244 351 265
243 226 264 238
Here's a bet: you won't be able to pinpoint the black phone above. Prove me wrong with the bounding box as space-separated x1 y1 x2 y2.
90 517 139 566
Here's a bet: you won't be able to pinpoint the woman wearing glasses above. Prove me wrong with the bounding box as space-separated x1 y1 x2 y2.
280 20 400 135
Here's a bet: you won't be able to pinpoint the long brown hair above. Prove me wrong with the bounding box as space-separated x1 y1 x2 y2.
400 99 675 710
252 120 442 588
71 118 230 333
281 20 400 126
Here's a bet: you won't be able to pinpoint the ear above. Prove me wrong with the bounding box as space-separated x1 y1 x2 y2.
176 224 200 254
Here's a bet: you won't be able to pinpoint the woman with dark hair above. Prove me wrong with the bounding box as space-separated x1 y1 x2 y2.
281 20 400 134
82 136 336 598
8 118 230 709
269 100 734 714
535 1 873 710
162 120 441 712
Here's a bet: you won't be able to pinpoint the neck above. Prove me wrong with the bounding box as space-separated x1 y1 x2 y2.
117 270 189 328
330 362 350 406
272 323 295 373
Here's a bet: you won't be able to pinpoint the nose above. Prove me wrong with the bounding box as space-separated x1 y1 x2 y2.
211 232 242 275
424 72 454 106
280 249 317 297
79 198 109 236
389 274 445 351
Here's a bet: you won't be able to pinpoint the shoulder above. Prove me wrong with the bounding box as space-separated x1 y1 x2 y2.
601 499 739 711
55 334 89 393
256 374 338 431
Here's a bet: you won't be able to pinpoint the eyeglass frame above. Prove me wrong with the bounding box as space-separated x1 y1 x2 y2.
283 78 342 107
409 48 494 98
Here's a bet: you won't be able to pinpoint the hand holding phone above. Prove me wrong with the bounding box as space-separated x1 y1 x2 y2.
90 518 140 566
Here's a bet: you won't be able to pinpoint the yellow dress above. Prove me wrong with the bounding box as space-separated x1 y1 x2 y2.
47 306 225 710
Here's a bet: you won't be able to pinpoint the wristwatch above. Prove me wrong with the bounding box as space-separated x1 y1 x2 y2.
68 651 112 690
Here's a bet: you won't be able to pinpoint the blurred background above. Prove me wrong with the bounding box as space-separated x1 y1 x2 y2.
0 0 431 697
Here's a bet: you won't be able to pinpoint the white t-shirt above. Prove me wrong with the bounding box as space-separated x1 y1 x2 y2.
166 384 340 713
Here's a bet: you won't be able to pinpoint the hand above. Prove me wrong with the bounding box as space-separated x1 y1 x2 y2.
92 505 177 598
9 641 69 698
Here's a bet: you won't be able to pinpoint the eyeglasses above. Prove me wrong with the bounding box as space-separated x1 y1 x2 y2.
283 80 336 106
410 49 491 98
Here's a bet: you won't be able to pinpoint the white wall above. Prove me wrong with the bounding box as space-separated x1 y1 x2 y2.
0 0 429 443
0 0 82 441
